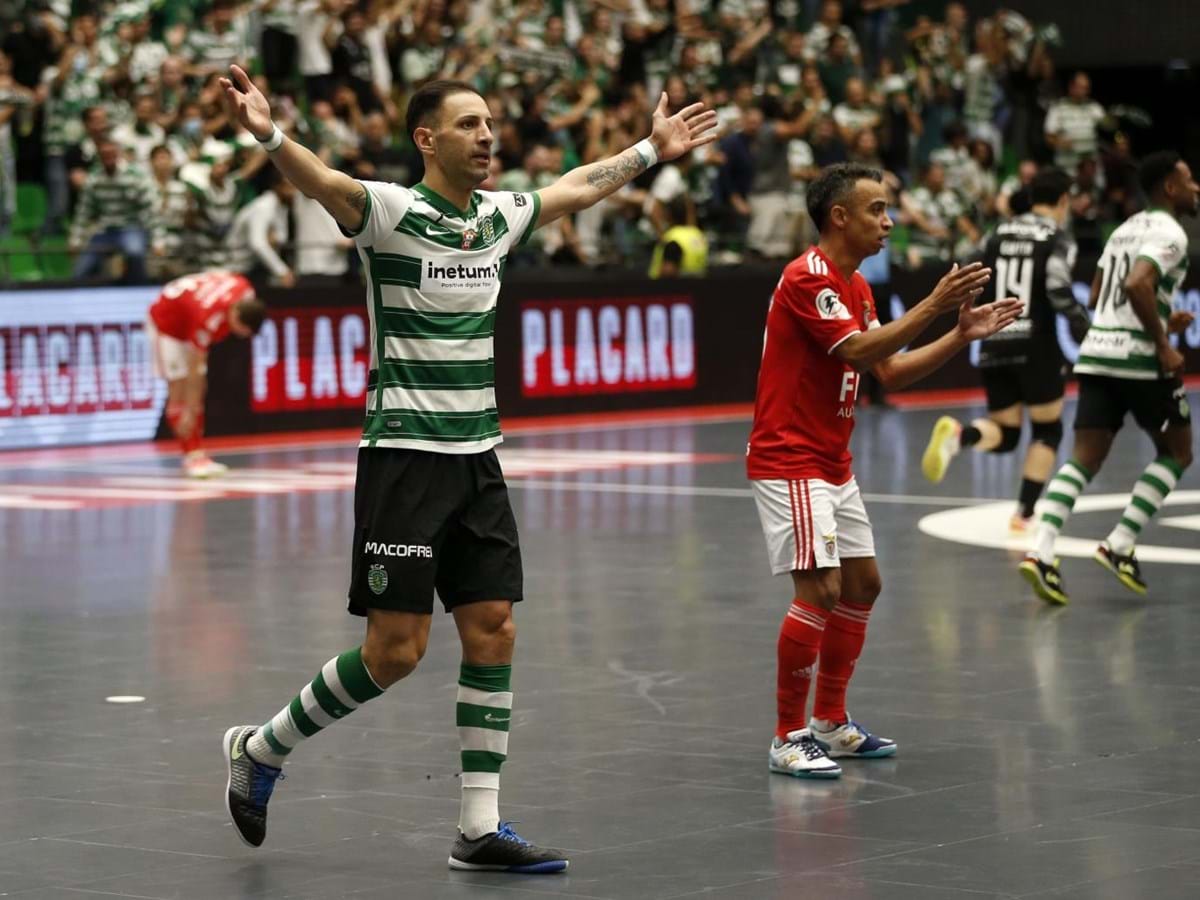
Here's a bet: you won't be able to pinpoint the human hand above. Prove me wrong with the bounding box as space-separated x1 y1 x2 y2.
218 64 274 141
648 92 719 162
926 261 991 314
1168 310 1195 335
956 296 1023 341
1157 342 1186 378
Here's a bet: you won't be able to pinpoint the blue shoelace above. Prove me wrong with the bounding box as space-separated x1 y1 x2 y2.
249 764 285 808
496 822 530 845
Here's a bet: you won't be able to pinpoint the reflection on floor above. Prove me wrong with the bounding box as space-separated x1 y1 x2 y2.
2 401 1199 899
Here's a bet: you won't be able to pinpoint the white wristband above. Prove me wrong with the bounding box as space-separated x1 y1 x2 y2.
633 138 658 169
258 124 284 152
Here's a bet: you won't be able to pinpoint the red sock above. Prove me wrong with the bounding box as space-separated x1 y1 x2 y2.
776 600 829 739
167 406 204 455
813 600 873 724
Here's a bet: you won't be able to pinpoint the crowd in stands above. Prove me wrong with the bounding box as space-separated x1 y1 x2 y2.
0 0 1164 284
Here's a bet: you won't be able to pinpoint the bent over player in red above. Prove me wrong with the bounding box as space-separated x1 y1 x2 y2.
748 163 1021 778
146 271 267 477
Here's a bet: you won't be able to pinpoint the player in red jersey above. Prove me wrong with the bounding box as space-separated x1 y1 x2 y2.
749 163 1021 778
146 271 267 477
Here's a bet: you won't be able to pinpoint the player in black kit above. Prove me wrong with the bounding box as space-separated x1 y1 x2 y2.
921 168 1091 531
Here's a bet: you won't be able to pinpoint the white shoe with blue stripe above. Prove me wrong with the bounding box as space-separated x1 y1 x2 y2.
809 717 897 758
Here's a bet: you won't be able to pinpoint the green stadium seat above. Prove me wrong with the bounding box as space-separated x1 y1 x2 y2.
14 183 47 235
36 236 73 280
0 235 41 281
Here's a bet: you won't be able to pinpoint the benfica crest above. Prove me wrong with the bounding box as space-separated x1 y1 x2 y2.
461 228 477 249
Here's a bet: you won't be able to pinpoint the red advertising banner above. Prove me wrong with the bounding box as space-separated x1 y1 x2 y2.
520 296 697 397
250 307 370 412
0 287 168 448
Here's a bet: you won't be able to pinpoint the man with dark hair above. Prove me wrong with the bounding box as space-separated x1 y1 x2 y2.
747 162 1020 777
216 65 717 871
923 167 1091 531
145 271 265 477
1021 151 1198 604
69 136 163 283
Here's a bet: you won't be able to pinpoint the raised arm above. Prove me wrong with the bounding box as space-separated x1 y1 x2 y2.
534 92 718 229
218 65 367 232
834 262 996 369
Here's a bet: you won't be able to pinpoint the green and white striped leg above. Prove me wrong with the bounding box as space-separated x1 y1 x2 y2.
1105 456 1184 555
457 664 512 840
1033 459 1093 563
246 647 386 767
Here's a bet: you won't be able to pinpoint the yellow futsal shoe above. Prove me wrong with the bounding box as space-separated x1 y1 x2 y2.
922 416 961 484
1093 542 1148 596
1018 554 1069 606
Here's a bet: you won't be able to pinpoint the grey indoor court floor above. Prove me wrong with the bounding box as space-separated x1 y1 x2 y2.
2 399 1200 900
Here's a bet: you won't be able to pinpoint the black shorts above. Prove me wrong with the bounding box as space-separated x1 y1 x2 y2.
347 447 523 616
1075 374 1192 434
980 356 1065 411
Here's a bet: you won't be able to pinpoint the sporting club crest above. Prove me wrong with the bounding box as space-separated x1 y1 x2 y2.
367 564 388 595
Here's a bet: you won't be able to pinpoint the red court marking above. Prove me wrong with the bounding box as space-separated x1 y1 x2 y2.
2 375 1197 469
0 449 736 510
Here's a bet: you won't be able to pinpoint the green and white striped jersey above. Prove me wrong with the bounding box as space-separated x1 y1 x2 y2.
1075 209 1189 380
345 180 541 453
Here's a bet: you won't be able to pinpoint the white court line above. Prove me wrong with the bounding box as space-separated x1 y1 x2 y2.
507 479 989 506
0 414 753 473
0 496 84 510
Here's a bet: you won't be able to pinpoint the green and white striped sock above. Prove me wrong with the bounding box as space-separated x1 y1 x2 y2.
457 663 512 840
1105 456 1184 555
246 647 385 768
1034 459 1092 563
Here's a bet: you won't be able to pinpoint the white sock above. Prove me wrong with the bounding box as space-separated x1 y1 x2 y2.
1034 460 1091 563
460 785 500 840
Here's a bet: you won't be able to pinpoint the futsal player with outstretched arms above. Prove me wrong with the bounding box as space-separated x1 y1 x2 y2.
921 167 1091 532
145 270 266 477
1020 152 1198 605
748 163 1021 777
216 64 717 872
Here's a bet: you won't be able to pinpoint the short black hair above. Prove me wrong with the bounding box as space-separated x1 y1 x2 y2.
1138 150 1181 197
806 163 883 232
1029 167 1072 206
942 121 967 143
1009 185 1033 216
235 297 267 335
405 80 483 142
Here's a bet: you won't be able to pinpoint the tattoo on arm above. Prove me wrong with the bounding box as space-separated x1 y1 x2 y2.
585 149 646 191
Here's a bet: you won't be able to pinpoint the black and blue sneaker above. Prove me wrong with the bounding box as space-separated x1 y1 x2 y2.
222 725 284 847
449 822 569 873
809 717 897 758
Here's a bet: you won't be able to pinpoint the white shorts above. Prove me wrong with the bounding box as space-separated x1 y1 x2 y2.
146 318 202 382
751 477 876 575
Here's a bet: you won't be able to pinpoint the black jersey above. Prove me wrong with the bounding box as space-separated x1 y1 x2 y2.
976 212 1083 367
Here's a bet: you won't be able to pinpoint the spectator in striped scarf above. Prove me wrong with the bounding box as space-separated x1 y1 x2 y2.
69 136 164 284
149 143 191 279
